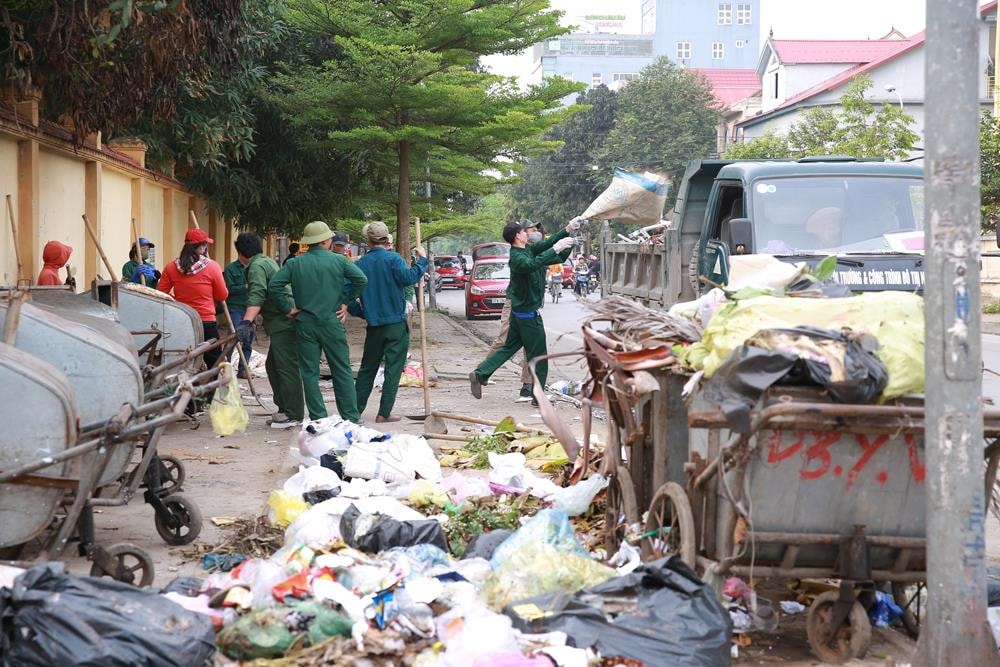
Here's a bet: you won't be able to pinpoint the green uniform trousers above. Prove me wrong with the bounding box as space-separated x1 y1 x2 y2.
355 321 410 419
294 313 359 422
263 318 304 421
475 313 549 388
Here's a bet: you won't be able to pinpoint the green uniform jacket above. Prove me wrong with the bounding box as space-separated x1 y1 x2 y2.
222 260 249 311
121 260 159 289
269 246 368 319
507 229 571 313
245 253 287 323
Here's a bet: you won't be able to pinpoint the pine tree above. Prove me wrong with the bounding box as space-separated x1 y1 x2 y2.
274 0 583 256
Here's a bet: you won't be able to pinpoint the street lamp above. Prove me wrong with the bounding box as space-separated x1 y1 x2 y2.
884 84 904 109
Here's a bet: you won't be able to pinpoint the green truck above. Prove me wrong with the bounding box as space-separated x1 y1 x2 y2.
601 157 925 307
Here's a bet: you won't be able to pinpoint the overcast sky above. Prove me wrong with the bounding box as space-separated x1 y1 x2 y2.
482 0 930 83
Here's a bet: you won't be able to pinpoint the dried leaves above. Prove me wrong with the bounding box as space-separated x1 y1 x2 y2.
587 295 702 346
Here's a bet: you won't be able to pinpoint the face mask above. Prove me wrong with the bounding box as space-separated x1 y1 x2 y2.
527 231 542 244
141 249 150 261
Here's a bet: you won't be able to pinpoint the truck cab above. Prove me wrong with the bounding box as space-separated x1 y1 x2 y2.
600 157 925 308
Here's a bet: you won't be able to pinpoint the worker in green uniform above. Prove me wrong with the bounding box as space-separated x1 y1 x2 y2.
232 232 304 429
347 221 427 423
122 237 160 288
221 254 251 377
470 218 580 405
269 221 368 422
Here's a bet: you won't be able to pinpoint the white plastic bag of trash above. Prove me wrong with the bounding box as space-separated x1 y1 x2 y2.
548 474 608 516
344 434 442 484
282 465 342 496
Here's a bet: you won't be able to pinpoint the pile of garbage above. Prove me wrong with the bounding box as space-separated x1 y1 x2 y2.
185 417 730 665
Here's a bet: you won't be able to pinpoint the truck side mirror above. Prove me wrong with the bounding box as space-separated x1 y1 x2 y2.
726 218 754 255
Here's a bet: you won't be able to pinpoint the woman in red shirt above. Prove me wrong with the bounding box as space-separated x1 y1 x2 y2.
158 229 229 371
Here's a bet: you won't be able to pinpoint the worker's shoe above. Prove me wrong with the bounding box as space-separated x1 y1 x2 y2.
516 384 533 402
531 397 539 408
268 414 298 430
376 414 401 423
470 371 483 399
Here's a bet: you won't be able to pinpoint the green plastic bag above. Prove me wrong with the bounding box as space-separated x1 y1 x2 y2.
216 601 353 660
210 362 248 436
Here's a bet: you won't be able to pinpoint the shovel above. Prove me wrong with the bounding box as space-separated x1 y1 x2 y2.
408 216 447 434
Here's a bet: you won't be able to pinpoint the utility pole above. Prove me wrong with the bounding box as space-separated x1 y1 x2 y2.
920 0 993 663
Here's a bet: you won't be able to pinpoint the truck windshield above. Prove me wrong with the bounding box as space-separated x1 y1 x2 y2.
751 176 924 254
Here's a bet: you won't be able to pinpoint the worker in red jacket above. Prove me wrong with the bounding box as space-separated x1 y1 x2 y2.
36 241 72 286
158 229 229 374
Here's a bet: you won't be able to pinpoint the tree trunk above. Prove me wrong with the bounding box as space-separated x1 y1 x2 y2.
397 139 411 260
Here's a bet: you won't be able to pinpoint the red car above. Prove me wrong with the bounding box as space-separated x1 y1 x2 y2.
434 255 465 289
471 241 510 261
465 258 509 319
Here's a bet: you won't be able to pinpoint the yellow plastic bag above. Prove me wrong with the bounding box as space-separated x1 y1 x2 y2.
210 362 249 436
267 490 308 527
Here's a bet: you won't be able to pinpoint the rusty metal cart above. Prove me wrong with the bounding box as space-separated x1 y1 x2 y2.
627 386 1000 662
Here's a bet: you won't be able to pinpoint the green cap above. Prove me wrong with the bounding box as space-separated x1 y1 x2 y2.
300 221 333 245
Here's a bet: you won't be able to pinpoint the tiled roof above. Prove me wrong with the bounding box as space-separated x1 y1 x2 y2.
690 68 761 106
772 39 909 65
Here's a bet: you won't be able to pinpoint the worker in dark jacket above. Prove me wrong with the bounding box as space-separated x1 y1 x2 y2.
470 219 579 404
232 232 304 429
269 221 368 422
347 221 427 423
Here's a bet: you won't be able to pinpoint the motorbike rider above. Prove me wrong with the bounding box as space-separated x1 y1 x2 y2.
573 256 590 296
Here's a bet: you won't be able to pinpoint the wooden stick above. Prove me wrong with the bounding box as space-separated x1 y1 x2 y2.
130 218 145 286
414 216 432 417
423 433 474 443
82 214 118 282
430 410 549 435
5 195 23 283
189 210 270 413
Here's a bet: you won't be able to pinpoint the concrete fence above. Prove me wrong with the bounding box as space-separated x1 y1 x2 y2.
0 90 238 288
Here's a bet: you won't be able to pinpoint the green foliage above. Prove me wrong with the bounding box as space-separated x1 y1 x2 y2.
273 0 584 253
727 75 918 162
598 57 720 182
811 255 838 282
981 112 1000 233
723 130 793 159
511 86 620 230
983 302 1000 315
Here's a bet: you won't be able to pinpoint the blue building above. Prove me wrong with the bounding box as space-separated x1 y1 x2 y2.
649 0 761 69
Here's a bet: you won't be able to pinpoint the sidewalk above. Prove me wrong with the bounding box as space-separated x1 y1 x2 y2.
985 312 1000 336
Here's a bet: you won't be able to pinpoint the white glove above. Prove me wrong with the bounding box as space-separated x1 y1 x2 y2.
405 301 414 316
553 237 575 253
566 216 586 232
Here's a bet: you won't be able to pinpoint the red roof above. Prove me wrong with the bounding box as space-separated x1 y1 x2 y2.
772 39 909 65
690 68 761 106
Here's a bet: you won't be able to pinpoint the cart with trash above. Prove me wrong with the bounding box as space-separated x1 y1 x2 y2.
562 292 1000 663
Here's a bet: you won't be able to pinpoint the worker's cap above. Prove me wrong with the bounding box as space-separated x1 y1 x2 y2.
362 221 390 243
502 222 523 244
184 228 214 245
331 231 350 246
300 221 333 245
522 219 540 232
137 237 155 248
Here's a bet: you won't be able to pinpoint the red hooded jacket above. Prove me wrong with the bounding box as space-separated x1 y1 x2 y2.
37 241 72 286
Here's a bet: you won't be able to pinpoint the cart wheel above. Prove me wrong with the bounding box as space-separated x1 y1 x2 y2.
155 493 203 545
806 590 872 664
641 481 696 568
158 455 186 494
892 582 926 639
604 467 639 554
90 543 155 587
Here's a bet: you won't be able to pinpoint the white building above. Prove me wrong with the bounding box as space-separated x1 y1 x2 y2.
734 1 998 147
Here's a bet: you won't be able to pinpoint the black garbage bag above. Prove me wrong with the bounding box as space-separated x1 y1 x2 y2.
0 563 215 667
340 504 448 553
504 556 731 666
464 529 514 561
704 326 889 432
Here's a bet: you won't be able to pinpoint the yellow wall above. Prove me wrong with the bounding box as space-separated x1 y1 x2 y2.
0 100 235 288
0 140 18 284
37 149 86 282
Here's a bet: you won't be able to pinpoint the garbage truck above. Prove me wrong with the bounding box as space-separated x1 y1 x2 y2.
600 157 925 308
